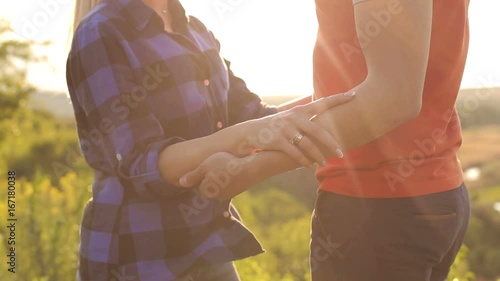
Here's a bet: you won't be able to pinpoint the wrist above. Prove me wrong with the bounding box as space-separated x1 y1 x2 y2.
227 119 264 157
214 122 249 157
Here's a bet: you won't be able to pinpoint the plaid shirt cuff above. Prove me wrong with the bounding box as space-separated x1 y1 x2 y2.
118 137 187 200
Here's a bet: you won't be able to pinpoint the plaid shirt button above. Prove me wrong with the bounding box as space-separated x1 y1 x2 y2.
217 121 223 129
223 211 231 218
203 79 210 86
116 153 122 161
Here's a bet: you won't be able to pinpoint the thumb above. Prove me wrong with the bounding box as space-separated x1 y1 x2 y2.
179 167 204 187
305 91 356 115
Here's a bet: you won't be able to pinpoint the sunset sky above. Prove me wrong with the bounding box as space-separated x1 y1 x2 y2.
0 0 499 95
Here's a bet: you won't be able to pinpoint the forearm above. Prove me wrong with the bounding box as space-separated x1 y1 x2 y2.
159 92 354 186
159 121 254 186
216 0 432 195
312 77 419 156
309 0 429 153
159 94 305 183
216 151 300 200
219 78 419 195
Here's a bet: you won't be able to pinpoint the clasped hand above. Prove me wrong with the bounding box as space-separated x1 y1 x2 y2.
179 92 356 199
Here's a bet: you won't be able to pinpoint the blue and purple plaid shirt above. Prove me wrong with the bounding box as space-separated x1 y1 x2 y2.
66 0 276 280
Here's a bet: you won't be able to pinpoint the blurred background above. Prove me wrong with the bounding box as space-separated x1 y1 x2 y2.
0 0 499 280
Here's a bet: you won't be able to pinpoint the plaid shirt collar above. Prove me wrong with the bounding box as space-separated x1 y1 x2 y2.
110 0 189 32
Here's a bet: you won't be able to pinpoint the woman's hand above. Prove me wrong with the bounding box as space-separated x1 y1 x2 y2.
236 91 355 167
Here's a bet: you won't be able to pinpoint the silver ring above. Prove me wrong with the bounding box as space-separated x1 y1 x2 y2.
290 132 305 146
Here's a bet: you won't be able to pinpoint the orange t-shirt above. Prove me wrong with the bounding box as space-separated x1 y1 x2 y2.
314 0 470 198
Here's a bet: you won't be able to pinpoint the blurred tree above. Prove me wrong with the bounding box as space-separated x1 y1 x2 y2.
0 21 86 183
456 88 500 130
466 205 500 280
0 21 36 120
0 20 36 174
447 246 476 281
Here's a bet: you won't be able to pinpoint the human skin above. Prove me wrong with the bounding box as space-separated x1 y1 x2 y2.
145 0 356 186
180 0 434 200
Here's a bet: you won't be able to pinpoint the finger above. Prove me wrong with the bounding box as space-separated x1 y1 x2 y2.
179 168 204 187
293 117 344 158
280 136 314 167
304 91 356 116
284 126 326 165
294 136 327 166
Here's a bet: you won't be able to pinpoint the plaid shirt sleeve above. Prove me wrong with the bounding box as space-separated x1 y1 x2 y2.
67 21 186 200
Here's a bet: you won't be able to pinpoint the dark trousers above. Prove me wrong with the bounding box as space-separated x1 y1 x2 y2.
310 184 470 281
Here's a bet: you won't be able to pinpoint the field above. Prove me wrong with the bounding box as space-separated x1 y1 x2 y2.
1 29 499 280
0 90 498 281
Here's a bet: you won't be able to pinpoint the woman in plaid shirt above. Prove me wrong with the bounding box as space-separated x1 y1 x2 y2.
68 0 352 280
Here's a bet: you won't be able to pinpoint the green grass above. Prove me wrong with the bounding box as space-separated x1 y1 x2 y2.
470 185 500 205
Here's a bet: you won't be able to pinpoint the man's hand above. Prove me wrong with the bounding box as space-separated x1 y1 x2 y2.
179 152 251 200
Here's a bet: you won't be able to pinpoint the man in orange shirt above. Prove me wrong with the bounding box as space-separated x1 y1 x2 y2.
308 1 470 280
182 0 471 280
